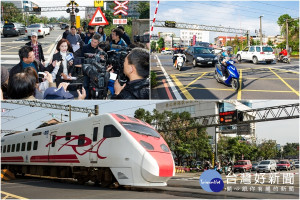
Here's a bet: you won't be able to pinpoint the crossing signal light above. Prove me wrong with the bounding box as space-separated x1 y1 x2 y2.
33 7 41 12
219 110 237 124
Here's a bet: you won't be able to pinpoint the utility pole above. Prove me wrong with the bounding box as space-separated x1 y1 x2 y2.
259 16 263 46
286 19 289 55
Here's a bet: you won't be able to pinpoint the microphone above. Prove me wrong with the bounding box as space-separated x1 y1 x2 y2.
66 53 74 62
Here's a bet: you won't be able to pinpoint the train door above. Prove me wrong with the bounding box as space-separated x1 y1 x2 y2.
89 123 100 163
48 130 58 161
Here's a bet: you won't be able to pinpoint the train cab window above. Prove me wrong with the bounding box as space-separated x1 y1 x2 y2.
21 142 26 151
93 127 98 142
27 142 32 151
66 132 71 140
121 122 160 138
3 145 6 153
7 145 11 153
33 141 38 150
116 114 126 120
32 132 41 136
51 135 56 147
103 125 121 138
12 144 15 152
16 143 20 152
78 134 85 146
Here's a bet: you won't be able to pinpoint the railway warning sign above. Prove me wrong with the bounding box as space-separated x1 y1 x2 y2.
89 7 109 26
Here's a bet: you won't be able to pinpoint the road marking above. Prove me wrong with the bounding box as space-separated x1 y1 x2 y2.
162 79 173 100
170 75 195 100
186 86 295 93
269 67 300 74
155 55 182 100
246 78 299 80
269 68 299 96
185 72 207 88
237 69 242 100
1 191 28 199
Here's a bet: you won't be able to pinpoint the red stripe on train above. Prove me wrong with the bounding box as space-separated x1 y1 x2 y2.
31 154 80 163
1 156 24 162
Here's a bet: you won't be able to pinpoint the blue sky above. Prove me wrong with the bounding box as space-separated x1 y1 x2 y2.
1 100 298 146
150 0 299 43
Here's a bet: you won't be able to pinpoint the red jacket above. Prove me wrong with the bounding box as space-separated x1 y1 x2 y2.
279 49 288 56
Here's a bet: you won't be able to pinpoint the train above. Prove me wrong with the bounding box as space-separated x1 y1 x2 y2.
1 113 175 187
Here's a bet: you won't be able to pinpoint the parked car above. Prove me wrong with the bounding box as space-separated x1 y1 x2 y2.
251 161 259 171
295 161 299 168
25 24 50 39
257 160 277 172
185 46 218 67
161 50 172 55
277 160 291 171
233 160 252 173
61 23 68 30
236 46 275 64
3 22 26 37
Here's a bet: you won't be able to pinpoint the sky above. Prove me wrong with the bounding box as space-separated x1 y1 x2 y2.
1 100 298 146
150 0 299 43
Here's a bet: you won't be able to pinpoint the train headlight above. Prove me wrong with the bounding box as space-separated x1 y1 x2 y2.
140 140 154 150
160 144 170 152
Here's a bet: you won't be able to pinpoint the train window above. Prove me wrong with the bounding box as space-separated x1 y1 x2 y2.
7 145 11 153
51 135 56 147
103 125 121 138
16 143 20 152
32 132 41 136
93 127 98 142
12 144 15 152
120 122 160 138
21 142 26 151
116 114 126 120
128 117 139 122
66 132 71 140
27 142 32 151
33 141 38 150
78 134 85 146
3 145 6 153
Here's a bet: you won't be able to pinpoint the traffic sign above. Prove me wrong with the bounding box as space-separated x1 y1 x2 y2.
113 19 127 25
219 110 237 124
76 16 80 28
94 1 104 7
88 7 109 26
113 0 128 16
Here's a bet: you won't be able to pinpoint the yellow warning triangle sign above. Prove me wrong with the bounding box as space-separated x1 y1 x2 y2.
89 7 109 26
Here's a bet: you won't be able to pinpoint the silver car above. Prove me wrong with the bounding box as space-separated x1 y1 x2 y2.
257 160 277 173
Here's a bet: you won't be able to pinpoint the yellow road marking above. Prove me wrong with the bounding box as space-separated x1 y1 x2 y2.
1 191 28 199
170 75 194 100
237 69 242 100
186 87 235 91
269 68 299 96
269 67 300 75
185 72 207 88
246 78 299 80
186 86 295 93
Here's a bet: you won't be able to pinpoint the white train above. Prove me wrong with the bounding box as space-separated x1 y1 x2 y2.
1 113 175 187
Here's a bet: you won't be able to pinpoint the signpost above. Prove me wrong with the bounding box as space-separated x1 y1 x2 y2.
89 7 109 26
219 110 238 124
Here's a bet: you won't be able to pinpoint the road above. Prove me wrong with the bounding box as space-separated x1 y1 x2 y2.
1 170 299 199
151 53 299 100
1 26 63 70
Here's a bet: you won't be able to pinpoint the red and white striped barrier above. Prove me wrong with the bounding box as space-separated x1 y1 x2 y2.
150 0 160 39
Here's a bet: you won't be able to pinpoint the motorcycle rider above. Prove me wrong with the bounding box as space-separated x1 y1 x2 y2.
220 49 232 81
172 47 184 66
278 48 288 61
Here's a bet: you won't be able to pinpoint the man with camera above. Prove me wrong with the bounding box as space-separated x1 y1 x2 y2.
110 28 127 51
112 48 149 99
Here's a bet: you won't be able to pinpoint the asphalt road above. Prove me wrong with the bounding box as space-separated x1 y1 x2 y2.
1 26 63 70
1 170 299 199
151 53 299 100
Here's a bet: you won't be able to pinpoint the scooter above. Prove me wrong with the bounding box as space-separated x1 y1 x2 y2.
277 54 291 64
174 53 186 71
214 59 240 91
224 165 233 175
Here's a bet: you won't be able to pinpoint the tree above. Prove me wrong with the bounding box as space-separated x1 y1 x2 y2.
28 15 41 24
134 108 152 124
136 1 150 19
267 39 273 46
157 38 165 50
150 41 157 52
283 143 299 158
258 140 277 160
2 2 23 23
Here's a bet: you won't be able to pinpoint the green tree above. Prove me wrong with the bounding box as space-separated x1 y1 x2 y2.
157 38 164 50
150 41 157 52
277 14 299 51
258 140 277 160
283 143 299 158
136 1 149 19
2 2 23 23
134 108 152 124
267 39 273 46
28 15 41 24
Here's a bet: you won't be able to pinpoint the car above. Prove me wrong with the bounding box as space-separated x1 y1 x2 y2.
251 161 259 171
25 23 50 39
161 50 172 55
257 160 277 173
236 46 275 64
184 46 218 67
295 161 299 168
233 160 252 173
61 23 68 30
3 22 26 37
277 160 291 171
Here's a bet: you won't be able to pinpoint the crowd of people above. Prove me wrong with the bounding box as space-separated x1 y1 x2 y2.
1 24 150 100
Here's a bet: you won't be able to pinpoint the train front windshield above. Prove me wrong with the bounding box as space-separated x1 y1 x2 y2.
121 122 160 138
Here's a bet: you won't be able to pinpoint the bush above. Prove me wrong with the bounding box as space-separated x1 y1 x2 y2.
151 71 158 88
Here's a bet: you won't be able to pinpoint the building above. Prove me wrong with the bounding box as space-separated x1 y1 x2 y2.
180 30 209 47
3 0 39 10
214 36 247 47
156 100 256 144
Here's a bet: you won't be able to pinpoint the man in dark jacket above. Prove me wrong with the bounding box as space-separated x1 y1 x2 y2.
25 32 45 65
9 46 50 82
112 48 149 99
62 25 70 39
117 26 131 45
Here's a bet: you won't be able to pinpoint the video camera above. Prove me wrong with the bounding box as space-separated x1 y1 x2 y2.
133 33 150 44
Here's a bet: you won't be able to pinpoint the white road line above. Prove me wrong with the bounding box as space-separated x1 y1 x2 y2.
45 35 62 65
155 55 182 100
